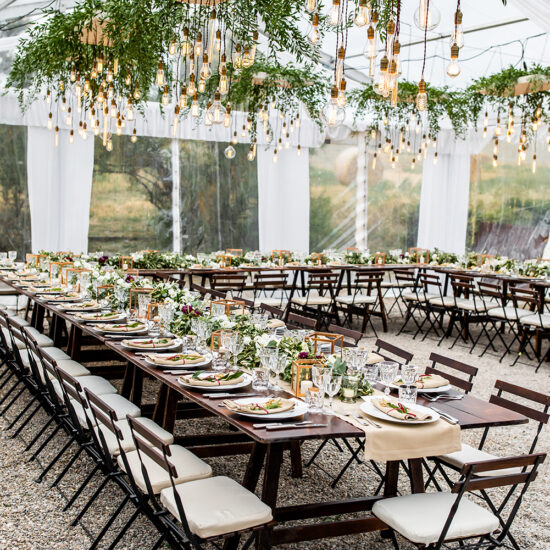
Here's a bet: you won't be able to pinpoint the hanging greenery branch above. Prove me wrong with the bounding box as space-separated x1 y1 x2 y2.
348 64 550 139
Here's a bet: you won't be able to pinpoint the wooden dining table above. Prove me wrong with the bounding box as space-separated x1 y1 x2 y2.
2 275 530 549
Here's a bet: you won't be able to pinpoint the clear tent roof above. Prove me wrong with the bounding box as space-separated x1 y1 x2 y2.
1 1 549 90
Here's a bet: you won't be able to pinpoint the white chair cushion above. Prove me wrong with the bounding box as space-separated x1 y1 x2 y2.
54 360 91 378
70 394 141 429
2 328 24 350
455 298 498 312
95 417 173 456
428 296 455 307
254 297 283 307
19 349 31 369
41 347 71 362
335 294 376 305
7 314 30 326
437 443 523 477
291 295 332 306
119 445 212 494
160 476 272 539
372 492 499 545
53 375 116 402
402 291 438 302
490 307 532 321
520 313 550 328
26 327 54 347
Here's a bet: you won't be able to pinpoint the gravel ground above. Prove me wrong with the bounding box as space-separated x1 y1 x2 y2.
0 310 548 550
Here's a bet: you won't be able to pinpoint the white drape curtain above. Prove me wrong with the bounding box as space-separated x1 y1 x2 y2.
27 127 95 253
417 130 490 255
257 147 310 253
513 0 550 32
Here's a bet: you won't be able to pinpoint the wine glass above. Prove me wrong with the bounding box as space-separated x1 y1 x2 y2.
114 286 128 313
8 251 16 262
269 353 287 391
401 364 419 386
159 303 175 336
138 293 152 319
322 371 342 415
379 361 399 396
232 336 245 370
362 364 379 387
221 330 237 365
0 252 6 262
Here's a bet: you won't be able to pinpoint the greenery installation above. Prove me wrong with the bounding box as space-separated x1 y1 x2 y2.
348 64 550 141
7 0 330 153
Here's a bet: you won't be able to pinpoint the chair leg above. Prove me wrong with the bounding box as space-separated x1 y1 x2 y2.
63 463 101 511
88 494 130 550
71 473 111 526
51 444 85 487
10 400 42 438
36 435 76 483
25 413 57 452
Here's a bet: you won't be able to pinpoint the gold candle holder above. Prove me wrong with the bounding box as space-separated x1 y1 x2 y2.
305 332 344 358
119 256 134 270
210 298 246 316
291 358 325 397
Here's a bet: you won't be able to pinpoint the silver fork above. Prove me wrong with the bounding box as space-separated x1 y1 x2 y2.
352 412 382 429
421 394 464 402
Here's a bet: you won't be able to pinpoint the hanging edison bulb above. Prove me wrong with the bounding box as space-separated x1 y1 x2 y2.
127 100 134 121
54 126 59 147
414 0 441 31
110 99 117 117
416 79 427 111
482 112 488 137
242 45 253 68
194 32 203 58
232 130 238 145
162 86 170 106
179 90 188 109
388 60 398 106
131 128 137 143
181 28 191 56
446 43 461 77
198 77 206 93
450 9 464 48
305 0 316 13
297 144 302 157
247 142 257 161
250 31 258 63
335 46 345 86
70 64 76 82
219 63 228 95
97 54 104 73
495 117 502 137
191 93 200 117
46 89 51 104
224 144 236 159
364 25 377 77
156 62 165 87
322 85 346 127
273 148 278 163
214 30 222 53
233 44 242 69
308 15 319 46
200 54 211 80
338 78 347 107
47 112 53 130
206 92 226 125
354 0 369 27
374 56 389 96
224 104 232 128
187 74 196 96
330 0 341 26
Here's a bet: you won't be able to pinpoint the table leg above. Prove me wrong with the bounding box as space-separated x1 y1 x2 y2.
407 458 425 493
383 461 400 496
153 384 179 432
121 362 134 399
68 325 82 361
289 441 303 478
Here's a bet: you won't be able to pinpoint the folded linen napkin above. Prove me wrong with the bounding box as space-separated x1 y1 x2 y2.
95 322 146 332
122 338 174 349
222 397 295 415
404 373 449 389
76 311 121 321
266 319 285 329
181 371 245 387
146 352 205 366
372 397 433 421
62 301 100 310
366 352 384 365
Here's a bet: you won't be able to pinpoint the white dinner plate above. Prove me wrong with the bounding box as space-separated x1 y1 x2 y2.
225 397 308 421
44 295 82 303
57 303 102 312
94 323 148 334
360 396 440 425
178 372 252 391
76 312 127 323
144 351 212 369
121 338 182 351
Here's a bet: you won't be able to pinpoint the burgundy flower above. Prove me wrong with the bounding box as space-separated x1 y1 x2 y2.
181 305 192 314
125 275 134 283
298 351 310 359
66 256 73 262
98 255 109 264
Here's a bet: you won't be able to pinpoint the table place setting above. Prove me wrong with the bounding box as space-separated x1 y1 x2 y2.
121 337 182 351
74 311 127 323
93 321 148 334
56 300 102 311
143 351 211 368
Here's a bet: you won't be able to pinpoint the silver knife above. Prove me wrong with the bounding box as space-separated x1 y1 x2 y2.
253 420 313 429
265 423 328 431
431 407 459 424
205 392 261 399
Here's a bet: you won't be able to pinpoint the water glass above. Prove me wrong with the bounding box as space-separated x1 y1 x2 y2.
212 350 227 372
311 365 331 389
269 353 287 391
363 364 379 386
252 367 269 390
138 293 152 319
0 252 6 262
401 364 419 386
322 372 342 415
341 374 360 403
147 319 160 337
379 361 399 396
8 251 17 262
398 385 418 405
211 303 226 317
159 303 175 336
114 286 128 312
305 387 324 412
